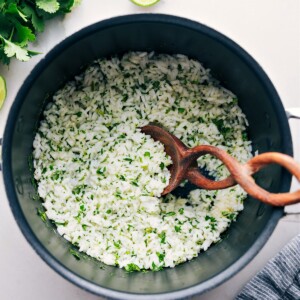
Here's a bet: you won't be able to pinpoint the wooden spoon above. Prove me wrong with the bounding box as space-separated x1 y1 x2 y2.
141 124 300 206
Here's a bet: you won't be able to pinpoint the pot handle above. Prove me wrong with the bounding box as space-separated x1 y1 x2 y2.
286 107 300 119
0 138 2 171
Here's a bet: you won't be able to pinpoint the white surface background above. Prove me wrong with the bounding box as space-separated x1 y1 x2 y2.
0 1 300 299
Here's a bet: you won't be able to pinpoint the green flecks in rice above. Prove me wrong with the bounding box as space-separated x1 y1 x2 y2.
33 52 252 271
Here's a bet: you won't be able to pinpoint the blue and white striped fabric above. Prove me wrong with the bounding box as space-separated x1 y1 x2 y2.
236 234 300 300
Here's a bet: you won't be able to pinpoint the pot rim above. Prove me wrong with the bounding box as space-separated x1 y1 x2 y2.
2 14 290 299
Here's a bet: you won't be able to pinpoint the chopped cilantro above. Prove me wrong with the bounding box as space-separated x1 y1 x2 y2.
165 212 176 217
175 225 181 232
144 151 151 157
96 166 106 175
131 180 139 187
54 221 67 226
145 227 153 234
70 249 80 260
114 189 122 199
158 231 166 244
152 81 160 91
151 262 163 271
119 175 126 181
96 109 104 116
232 97 238 105
51 170 61 181
122 94 128 102
156 252 165 262
114 241 121 249
72 184 87 195
118 133 127 139
212 119 232 138
222 211 237 221
37 208 47 222
242 131 248 141
125 263 140 272
124 157 133 163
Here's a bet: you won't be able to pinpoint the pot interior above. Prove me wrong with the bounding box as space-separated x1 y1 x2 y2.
4 15 290 297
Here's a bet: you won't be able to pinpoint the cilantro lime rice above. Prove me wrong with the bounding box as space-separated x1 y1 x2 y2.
33 52 252 271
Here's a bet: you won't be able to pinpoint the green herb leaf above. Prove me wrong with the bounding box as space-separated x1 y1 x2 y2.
119 175 126 181
114 241 121 249
14 22 36 46
232 97 238 105
37 208 47 222
0 0 77 68
212 119 232 138
151 261 163 271
125 263 140 272
158 231 166 244
123 157 133 163
131 180 139 187
96 166 106 176
242 131 248 141
36 0 60 14
2 37 30 61
72 184 87 195
69 248 80 260
152 81 160 90
54 220 68 226
96 108 104 115
222 211 237 221
175 225 181 232
156 252 165 262
165 211 175 217
144 151 151 157
6 3 28 22
21 5 45 32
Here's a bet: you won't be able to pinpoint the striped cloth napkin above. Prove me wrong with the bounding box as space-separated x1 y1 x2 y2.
236 234 300 300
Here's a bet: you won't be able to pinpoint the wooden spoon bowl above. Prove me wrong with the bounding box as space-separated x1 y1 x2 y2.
141 124 300 206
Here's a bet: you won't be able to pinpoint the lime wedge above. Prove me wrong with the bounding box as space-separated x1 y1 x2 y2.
0 76 7 110
130 0 160 7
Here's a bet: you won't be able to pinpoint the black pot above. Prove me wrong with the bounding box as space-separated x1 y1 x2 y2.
1 14 297 299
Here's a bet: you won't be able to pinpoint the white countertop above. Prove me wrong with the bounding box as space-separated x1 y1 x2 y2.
0 1 299 299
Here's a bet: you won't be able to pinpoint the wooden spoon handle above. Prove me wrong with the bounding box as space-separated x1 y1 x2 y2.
184 146 300 206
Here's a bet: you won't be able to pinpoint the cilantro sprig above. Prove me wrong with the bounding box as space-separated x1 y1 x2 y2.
0 0 79 65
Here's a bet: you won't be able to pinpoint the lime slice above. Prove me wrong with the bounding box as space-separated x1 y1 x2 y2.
130 0 160 7
0 76 7 110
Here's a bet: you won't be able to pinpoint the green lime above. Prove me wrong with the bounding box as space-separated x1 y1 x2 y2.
130 0 160 7
0 75 7 110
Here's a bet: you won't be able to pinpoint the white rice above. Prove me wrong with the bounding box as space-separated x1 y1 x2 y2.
33 52 252 271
